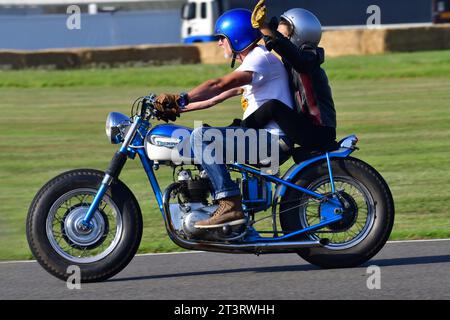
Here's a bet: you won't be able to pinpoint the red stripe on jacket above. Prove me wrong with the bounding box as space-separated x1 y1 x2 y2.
299 73 322 126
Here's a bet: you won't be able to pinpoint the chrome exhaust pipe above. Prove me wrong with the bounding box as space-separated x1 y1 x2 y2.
197 239 325 254
162 183 325 254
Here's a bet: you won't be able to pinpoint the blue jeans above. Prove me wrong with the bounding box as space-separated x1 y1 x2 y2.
190 126 290 200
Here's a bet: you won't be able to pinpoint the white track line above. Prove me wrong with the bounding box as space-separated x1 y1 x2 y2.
135 250 204 257
0 259 38 265
387 238 450 244
1 238 449 265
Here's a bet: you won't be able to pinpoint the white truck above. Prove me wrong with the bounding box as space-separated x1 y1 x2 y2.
180 0 435 43
181 0 275 43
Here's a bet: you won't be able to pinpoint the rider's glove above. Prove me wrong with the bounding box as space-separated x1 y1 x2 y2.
251 0 267 29
154 93 187 122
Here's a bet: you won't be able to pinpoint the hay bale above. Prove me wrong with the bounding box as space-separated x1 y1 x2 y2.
0 50 80 69
78 45 201 68
0 45 201 70
360 29 387 55
0 52 26 69
390 24 450 52
321 29 365 57
24 51 81 69
385 26 445 52
322 25 450 56
2 24 450 70
193 42 228 64
444 27 450 48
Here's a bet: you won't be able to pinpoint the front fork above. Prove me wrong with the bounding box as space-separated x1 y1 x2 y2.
81 151 128 228
81 117 142 229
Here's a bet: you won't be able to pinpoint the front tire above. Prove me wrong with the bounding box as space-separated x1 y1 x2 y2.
26 169 143 282
279 157 394 268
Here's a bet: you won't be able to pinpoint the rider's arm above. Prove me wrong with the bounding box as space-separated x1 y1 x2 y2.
181 88 243 113
186 71 252 103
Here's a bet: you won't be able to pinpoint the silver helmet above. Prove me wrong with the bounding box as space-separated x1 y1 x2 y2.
280 8 322 47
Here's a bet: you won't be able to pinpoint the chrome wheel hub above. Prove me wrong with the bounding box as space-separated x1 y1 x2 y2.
63 207 106 248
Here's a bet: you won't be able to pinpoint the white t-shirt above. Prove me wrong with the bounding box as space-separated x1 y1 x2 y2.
236 45 294 135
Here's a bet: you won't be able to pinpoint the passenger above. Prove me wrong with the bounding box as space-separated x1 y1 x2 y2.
243 0 338 151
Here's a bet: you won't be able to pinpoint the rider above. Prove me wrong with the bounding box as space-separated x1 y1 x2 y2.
241 1 337 151
154 8 294 228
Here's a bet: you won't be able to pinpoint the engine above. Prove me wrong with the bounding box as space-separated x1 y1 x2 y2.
167 168 245 240
168 169 217 239
177 169 211 203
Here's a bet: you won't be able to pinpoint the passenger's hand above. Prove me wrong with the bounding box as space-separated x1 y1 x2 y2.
251 0 267 29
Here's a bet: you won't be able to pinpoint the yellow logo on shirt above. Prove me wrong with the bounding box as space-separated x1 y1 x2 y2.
241 95 248 112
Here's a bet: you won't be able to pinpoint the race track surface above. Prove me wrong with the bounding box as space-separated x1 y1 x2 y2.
1 239 449 300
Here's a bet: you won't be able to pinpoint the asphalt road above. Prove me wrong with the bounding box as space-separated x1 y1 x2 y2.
1 239 449 300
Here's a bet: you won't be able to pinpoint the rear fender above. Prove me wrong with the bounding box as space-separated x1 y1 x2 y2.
274 135 358 199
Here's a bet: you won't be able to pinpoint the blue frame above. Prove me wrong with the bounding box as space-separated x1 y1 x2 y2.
85 118 354 243
275 147 354 199
135 151 345 243
228 162 343 242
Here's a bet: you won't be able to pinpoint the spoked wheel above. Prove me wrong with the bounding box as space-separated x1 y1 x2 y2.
27 169 142 282
47 188 121 263
300 177 375 249
279 157 394 268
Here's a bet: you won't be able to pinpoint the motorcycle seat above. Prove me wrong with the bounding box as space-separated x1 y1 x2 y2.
254 151 291 168
291 141 340 164
253 140 340 168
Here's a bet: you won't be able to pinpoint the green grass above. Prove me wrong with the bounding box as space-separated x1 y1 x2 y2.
1 50 450 88
1 50 450 260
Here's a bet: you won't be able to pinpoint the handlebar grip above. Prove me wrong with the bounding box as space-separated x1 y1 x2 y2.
140 98 149 118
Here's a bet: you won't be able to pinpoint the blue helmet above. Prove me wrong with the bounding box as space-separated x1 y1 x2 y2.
215 9 262 53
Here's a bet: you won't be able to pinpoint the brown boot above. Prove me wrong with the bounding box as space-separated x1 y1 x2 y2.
195 195 246 228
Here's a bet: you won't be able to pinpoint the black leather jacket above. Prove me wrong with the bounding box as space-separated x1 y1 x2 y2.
263 30 336 128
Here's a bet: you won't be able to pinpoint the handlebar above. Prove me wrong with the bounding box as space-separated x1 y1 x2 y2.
139 94 159 120
135 93 177 123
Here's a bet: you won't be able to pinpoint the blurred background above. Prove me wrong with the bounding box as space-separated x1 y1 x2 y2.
0 0 449 50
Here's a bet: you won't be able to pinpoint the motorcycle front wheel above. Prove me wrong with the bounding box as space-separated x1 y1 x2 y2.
279 157 395 268
26 169 143 282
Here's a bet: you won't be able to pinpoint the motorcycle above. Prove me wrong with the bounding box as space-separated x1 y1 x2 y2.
26 95 395 282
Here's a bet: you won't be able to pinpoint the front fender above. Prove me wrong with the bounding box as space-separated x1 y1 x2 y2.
274 147 355 199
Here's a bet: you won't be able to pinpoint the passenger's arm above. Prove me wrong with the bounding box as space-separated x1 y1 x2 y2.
181 88 243 113
260 24 323 74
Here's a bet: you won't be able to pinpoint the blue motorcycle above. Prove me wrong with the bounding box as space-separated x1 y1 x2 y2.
26 95 395 282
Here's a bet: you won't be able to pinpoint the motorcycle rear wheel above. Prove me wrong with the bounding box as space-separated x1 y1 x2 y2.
26 169 143 282
279 157 394 268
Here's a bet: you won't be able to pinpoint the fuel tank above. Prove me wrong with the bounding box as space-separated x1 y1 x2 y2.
145 124 194 164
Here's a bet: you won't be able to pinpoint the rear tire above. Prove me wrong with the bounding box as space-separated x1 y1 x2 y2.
279 157 394 268
26 169 143 282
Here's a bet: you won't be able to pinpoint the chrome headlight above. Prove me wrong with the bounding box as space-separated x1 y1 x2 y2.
105 112 131 144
